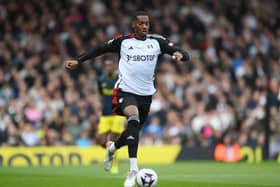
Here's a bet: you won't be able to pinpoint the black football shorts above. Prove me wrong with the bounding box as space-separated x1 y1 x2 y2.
112 88 152 124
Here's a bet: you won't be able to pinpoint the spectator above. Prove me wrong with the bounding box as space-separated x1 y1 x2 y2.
21 123 40 146
0 1 279 159
141 116 163 145
76 130 92 147
214 133 241 162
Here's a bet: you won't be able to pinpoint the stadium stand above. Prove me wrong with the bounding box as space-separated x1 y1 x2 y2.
0 0 279 158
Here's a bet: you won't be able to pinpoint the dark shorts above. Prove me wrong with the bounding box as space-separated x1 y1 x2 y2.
112 88 152 124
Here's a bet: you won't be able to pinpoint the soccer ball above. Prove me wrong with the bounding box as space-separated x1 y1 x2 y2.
136 168 158 187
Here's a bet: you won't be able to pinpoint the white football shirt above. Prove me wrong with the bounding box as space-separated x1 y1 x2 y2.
77 33 189 96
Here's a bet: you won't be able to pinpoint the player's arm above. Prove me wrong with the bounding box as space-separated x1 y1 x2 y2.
157 36 189 61
65 38 120 69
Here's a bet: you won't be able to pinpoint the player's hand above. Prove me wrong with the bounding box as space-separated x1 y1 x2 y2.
172 51 183 61
65 60 79 69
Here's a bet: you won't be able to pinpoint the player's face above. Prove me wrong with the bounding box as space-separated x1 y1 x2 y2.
104 60 115 75
132 15 149 39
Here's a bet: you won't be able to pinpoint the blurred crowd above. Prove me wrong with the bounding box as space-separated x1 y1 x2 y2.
0 0 280 158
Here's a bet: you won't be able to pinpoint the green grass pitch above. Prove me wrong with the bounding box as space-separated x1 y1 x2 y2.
0 162 279 187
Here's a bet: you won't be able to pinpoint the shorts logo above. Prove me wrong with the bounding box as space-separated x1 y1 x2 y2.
119 98 124 103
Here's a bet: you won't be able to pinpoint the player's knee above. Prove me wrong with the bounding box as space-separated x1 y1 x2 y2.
97 134 107 148
110 133 121 141
127 115 141 131
127 115 140 123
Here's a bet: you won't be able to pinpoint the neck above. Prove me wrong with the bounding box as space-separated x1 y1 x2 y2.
107 73 115 79
135 34 146 40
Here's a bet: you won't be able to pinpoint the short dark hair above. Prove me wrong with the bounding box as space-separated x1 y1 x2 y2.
102 54 115 63
131 11 148 22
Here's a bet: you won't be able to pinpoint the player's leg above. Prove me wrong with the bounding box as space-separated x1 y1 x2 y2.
110 116 125 174
121 105 141 187
111 134 119 174
110 115 126 144
104 89 130 171
107 105 140 165
110 132 120 174
106 90 137 152
97 116 112 148
97 132 110 148
104 91 140 186
98 116 116 172
104 108 140 174
122 103 151 187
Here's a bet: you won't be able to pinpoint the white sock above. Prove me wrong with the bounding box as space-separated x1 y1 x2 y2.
109 142 116 153
130 158 138 171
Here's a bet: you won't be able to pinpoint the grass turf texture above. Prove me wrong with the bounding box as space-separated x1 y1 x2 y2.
0 162 279 187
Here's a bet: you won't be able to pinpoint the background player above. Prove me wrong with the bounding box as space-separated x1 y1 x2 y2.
65 11 189 187
97 57 126 174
